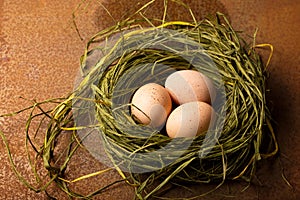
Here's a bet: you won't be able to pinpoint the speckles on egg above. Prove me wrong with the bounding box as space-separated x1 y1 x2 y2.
165 70 216 105
166 101 215 138
130 83 172 129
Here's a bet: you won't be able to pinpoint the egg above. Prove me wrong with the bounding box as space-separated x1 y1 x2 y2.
166 101 215 138
131 83 172 129
165 70 216 105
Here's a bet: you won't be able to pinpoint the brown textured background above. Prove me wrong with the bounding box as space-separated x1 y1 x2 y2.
0 0 299 199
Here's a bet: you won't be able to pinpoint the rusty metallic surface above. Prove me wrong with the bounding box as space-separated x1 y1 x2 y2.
0 0 299 199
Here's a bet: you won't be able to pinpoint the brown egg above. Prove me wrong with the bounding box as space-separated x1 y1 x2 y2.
166 101 215 138
165 70 216 105
131 83 172 129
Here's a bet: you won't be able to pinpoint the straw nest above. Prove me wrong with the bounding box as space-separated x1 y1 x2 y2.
0 2 278 200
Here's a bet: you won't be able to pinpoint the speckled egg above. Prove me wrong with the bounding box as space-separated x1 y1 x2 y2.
166 101 215 138
165 70 216 105
131 83 172 129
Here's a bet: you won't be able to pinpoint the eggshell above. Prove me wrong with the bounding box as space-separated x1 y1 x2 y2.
166 101 215 138
131 83 172 129
165 70 216 105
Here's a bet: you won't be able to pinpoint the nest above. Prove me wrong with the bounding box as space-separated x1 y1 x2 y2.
0 2 278 200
